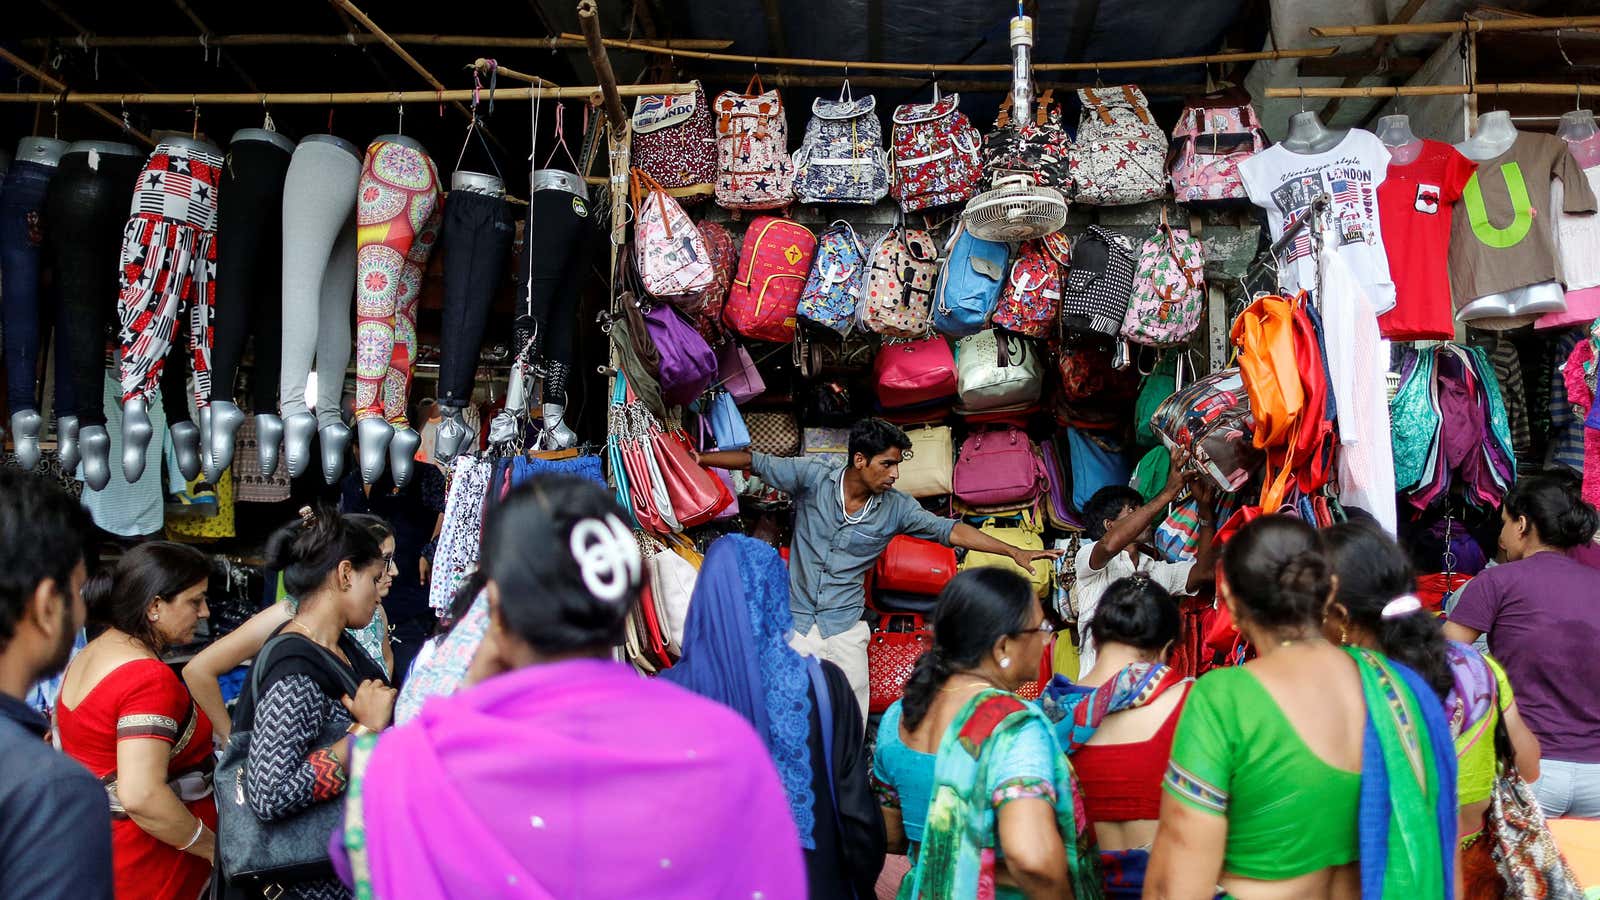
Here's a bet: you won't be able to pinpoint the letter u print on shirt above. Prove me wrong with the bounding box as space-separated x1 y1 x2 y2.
1462 162 1535 249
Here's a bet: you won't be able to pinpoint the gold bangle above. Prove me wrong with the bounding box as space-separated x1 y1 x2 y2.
347 723 373 737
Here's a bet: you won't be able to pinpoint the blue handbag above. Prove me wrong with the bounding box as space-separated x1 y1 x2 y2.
1065 426 1132 512
932 223 1010 337
707 390 751 451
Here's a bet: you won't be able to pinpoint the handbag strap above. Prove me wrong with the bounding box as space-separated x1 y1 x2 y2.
243 633 363 731
1121 85 1153 125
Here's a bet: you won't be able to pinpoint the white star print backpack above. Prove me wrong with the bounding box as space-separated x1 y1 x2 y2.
1070 86 1168 206
714 75 795 210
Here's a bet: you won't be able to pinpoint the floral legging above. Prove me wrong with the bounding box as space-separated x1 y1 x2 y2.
354 140 440 425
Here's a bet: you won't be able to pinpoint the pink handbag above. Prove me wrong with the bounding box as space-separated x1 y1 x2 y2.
874 336 957 409
952 427 1047 507
651 425 734 529
716 341 766 403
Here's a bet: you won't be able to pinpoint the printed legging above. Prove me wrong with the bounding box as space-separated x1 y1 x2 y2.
116 143 223 414
354 141 440 424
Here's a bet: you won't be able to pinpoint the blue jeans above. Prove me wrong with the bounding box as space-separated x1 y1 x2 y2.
1531 758 1600 819
0 159 72 417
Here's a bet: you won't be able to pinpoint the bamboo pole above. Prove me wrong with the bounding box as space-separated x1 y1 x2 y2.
578 0 628 131
549 32 1338 72
1265 83 1600 99
20 33 735 51
0 46 155 146
0 83 695 106
1310 14 1600 38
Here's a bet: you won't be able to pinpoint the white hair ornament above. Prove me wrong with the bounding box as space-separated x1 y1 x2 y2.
569 514 642 604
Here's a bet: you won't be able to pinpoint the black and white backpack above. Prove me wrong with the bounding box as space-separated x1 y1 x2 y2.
793 83 890 205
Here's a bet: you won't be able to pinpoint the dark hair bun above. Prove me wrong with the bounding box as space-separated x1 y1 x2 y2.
1090 575 1180 652
1505 471 1599 549
1221 515 1330 631
264 504 384 598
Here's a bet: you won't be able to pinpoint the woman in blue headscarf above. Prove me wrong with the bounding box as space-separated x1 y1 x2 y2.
664 534 886 899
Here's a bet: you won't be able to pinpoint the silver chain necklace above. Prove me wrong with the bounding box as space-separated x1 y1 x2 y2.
838 475 877 525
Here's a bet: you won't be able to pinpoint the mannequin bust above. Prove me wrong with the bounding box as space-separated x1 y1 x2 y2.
1558 110 1600 168
155 134 222 158
230 127 295 154
300 133 361 160
1456 110 1519 161
451 170 505 196
15 136 68 167
1280 110 1349 155
1375 114 1423 166
1454 111 1564 325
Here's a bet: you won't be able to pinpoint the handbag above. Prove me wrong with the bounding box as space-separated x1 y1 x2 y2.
746 412 801 457
715 341 767 403
897 425 954 498
952 427 1046 508
643 533 700 656
216 635 360 887
1487 739 1585 899
642 303 718 407
869 613 932 714
706 391 750 451
874 336 958 409
874 535 957 596
959 514 1050 597
692 415 743 521
649 422 734 529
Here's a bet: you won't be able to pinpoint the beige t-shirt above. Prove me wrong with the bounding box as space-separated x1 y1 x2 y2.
1448 132 1598 306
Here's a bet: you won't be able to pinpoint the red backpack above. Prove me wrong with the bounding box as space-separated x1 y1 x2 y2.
724 217 817 343
992 238 1065 338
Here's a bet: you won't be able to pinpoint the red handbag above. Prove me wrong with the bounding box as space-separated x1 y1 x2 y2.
869 613 932 714
874 536 958 596
1012 635 1055 700
874 336 957 409
650 426 734 529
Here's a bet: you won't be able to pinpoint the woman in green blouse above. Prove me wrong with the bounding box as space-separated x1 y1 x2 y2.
1145 516 1456 900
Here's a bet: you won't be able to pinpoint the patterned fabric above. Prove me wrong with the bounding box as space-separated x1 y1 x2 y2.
234 415 292 503
798 221 869 335
889 94 983 212
672 221 734 343
632 171 714 297
981 102 1073 191
1070 87 1169 206
629 82 717 202
427 456 492 614
858 227 939 338
1038 663 1187 754
354 140 441 423
394 590 488 725
1469 330 1531 465
1485 765 1586 899
165 462 236 541
713 83 795 209
1124 224 1206 346
1168 93 1267 204
993 238 1063 338
793 93 890 204
117 142 223 408
1062 227 1138 338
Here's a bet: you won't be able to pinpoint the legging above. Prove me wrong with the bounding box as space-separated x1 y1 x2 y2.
354 140 440 423
116 142 223 422
437 189 515 410
211 136 291 411
279 140 360 430
516 185 596 405
46 151 143 430
0 159 73 418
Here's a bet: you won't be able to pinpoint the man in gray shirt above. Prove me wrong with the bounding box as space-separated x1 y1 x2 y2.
0 469 112 899
697 418 1059 718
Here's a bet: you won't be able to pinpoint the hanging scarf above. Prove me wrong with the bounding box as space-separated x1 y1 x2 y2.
901 690 1103 900
661 535 816 848
1038 663 1187 754
1350 647 1457 900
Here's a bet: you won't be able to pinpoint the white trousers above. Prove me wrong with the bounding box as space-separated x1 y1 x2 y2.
789 620 871 726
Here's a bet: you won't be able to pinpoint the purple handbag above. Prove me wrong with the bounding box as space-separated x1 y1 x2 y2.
716 341 767 404
644 304 718 407
952 427 1047 508
693 415 742 520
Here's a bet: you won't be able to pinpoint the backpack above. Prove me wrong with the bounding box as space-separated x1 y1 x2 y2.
1062 225 1138 339
724 216 817 343
1168 88 1268 205
858 226 939 339
981 91 1074 191
630 168 714 298
714 76 795 210
630 82 717 204
798 221 868 336
932 223 1010 337
671 221 735 344
1058 335 1138 407
888 92 983 213
792 86 890 205
992 238 1064 339
1070 86 1168 206
1123 209 1207 346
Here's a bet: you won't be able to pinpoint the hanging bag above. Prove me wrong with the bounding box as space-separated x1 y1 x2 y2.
648 417 734 530
1071 85 1169 206
793 81 891 205
724 216 817 343
715 341 766 403
873 336 958 409
888 88 984 212
932 222 1010 337
713 74 795 209
868 613 933 714
874 535 958 595
858 225 940 338
1487 720 1586 899
641 303 717 407
630 168 715 297
897 424 955 498
993 238 1065 338
1062 225 1139 339
981 90 1074 191
798 221 869 336
1123 207 1207 346
1168 87 1268 206
952 427 1047 508
705 390 751 451
955 329 1044 413
670 221 737 344
630 81 717 203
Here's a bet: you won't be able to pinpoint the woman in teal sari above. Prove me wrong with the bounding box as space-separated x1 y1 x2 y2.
872 567 1101 900
1146 515 1456 900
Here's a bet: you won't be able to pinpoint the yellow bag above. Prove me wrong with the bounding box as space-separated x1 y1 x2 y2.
960 514 1050 598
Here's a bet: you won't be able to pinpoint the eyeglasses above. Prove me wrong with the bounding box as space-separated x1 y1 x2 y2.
1014 621 1055 637
381 554 396 567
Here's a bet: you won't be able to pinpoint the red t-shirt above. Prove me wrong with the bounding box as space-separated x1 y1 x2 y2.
1377 140 1477 340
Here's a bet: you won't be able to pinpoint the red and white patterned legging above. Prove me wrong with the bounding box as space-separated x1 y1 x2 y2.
116 143 223 409
355 140 441 425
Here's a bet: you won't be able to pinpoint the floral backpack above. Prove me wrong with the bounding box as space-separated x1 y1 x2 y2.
1123 209 1207 346
981 90 1074 191
1169 88 1268 205
1070 86 1168 206
630 168 714 297
793 85 890 205
798 221 868 336
669 221 736 343
630 81 717 204
992 237 1066 339
714 75 795 210
858 226 940 338
888 91 983 212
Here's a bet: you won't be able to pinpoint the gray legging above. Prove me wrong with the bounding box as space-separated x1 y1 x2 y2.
278 141 359 429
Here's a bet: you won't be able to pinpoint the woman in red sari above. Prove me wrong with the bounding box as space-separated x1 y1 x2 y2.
57 542 217 900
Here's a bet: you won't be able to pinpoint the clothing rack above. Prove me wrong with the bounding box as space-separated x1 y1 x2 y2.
0 82 696 106
1309 13 1600 37
1265 83 1600 100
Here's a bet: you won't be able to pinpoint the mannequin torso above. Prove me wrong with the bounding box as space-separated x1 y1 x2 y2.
1455 110 1518 162
300 133 361 160
1559 111 1600 168
15 136 68 167
156 134 222 157
231 128 295 155
372 133 427 155
63 140 138 159
1375 114 1422 166
1280 110 1349 155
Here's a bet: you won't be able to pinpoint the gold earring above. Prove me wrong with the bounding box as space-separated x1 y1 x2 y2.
1339 624 1349 646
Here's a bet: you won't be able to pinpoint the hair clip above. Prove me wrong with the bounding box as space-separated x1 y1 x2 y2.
1380 594 1423 619
298 505 318 527
569 514 641 604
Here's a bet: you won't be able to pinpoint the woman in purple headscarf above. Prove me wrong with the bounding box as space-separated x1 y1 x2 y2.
331 476 807 900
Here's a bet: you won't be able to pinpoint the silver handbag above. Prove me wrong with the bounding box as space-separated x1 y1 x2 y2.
955 329 1044 413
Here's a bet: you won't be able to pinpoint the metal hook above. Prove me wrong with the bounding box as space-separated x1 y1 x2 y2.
397 103 404 134
1298 87 1306 113
191 97 200 140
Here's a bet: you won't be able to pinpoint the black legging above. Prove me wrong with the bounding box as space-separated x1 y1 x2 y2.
437 189 514 410
210 137 291 411
44 151 142 429
515 186 596 404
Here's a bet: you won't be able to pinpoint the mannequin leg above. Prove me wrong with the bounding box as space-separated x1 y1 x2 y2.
436 190 515 462
519 187 596 447
384 205 441 488
279 140 360 478
316 206 360 485
47 150 140 490
0 160 56 469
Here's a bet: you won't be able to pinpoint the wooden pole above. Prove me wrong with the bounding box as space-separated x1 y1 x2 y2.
1265 82 1600 99
20 33 735 51
1310 14 1600 37
0 83 695 106
471 61 560 89
0 46 154 146
578 0 628 131
549 32 1338 72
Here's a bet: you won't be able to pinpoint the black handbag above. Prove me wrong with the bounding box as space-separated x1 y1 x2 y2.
216 634 361 888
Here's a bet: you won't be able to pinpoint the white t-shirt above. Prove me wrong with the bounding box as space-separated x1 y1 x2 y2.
1240 129 1395 313
1072 541 1193 678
